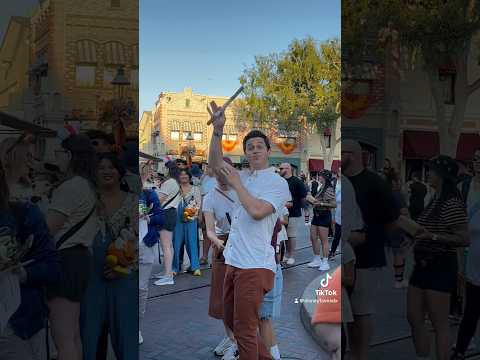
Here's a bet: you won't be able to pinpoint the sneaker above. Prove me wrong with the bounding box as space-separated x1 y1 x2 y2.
139 331 143 345
286 258 295 266
319 259 330 271
307 257 323 268
152 273 172 279
193 269 202 276
153 276 174 286
213 337 233 356
222 344 239 360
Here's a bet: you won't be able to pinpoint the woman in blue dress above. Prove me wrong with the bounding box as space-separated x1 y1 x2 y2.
80 153 138 360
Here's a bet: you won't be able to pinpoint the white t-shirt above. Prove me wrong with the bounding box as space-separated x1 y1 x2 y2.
201 175 217 196
202 187 238 235
158 178 180 209
223 167 291 273
334 180 341 225
49 176 98 250
277 206 289 242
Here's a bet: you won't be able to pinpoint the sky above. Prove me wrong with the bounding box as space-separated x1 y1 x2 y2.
140 0 340 117
1 0 38 41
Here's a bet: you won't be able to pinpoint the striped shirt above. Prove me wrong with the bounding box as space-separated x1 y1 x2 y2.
416 197 467 254
314 186 335 211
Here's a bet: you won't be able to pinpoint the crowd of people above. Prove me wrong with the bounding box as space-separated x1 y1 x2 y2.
331 140 479 360
138 100 343 360
0 129 140 360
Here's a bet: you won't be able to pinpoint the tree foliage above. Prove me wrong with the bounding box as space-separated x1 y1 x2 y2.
237 37 340 135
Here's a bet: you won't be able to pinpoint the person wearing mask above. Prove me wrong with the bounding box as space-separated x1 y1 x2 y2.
279 162 308 265
342 140 399 360
307 170 336 271
203 157 238 358
138 163 164 344
0 158 62 360
171 168 202 277
407 156 468 360
199 164 217 265
45 134 99 360
452 148 480 359
208 101 291 360
153 161 181 286
81 153 138 359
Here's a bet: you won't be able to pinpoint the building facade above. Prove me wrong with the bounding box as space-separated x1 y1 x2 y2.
343 38 480 181
141 88 339 175
0 0 138 145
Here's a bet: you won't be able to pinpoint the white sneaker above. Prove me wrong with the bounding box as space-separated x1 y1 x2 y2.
152 273 169 279
154 276 174 286
307 257 322 268
286 258 295 265
214 337 233 356
222 343 239 360
139 331 143 345
318 259 330 271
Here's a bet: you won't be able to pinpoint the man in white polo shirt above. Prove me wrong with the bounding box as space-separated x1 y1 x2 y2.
208 101 291 360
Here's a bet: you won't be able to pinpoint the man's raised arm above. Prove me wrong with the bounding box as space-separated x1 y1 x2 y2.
208 101 226 172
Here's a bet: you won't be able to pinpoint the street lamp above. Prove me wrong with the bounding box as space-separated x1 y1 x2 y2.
185 131 196 166
111 66 130 99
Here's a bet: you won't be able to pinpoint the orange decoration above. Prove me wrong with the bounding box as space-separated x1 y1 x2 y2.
276 141 297 155
222 139 239 153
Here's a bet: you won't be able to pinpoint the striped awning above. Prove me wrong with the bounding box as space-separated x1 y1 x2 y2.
104 41 127 65
132 44 138 67
76 40 97 63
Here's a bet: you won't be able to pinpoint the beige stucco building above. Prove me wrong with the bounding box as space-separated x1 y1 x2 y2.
1 0 138 145
141 88 339 174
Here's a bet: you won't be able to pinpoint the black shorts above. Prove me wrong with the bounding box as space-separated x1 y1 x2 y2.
46 245 92 302
311 210 332 227
161 208 177 232
409 253 457 293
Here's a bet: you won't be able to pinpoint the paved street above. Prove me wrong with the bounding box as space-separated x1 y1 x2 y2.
140 222 332 360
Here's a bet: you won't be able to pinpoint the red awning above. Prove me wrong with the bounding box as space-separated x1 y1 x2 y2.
457 133 480 161
331 160 340 173
309 159 324 172
404 130 480 160
403 131 439 159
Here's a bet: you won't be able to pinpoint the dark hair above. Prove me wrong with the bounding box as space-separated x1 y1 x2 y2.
242 130 271 152
96 153 126 178
168 165 180 181
317 173 333 198
61 135 97 183
425 177 461 221
178 168 192 181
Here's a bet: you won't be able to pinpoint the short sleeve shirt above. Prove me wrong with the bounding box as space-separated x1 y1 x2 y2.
286 176 308 218
158 178 180 209
202 187 238 235
201 176 217 196
416 197 467 255
48 176 98 250
223 167 291 273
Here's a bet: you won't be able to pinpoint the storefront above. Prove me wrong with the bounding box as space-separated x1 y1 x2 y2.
403 130 480 180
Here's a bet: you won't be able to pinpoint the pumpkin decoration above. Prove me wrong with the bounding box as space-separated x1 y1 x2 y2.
276 140 297 155
222 139 239 152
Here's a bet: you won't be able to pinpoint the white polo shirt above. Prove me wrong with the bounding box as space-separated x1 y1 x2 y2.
202 187 238 235
223 167 291 273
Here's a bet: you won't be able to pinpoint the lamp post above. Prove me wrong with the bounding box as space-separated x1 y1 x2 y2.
109 66 131 151
111 66 130 99
185 131 196 167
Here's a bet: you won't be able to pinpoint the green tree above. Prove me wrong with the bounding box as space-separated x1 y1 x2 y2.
343 0 480 157
237 37 340 169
